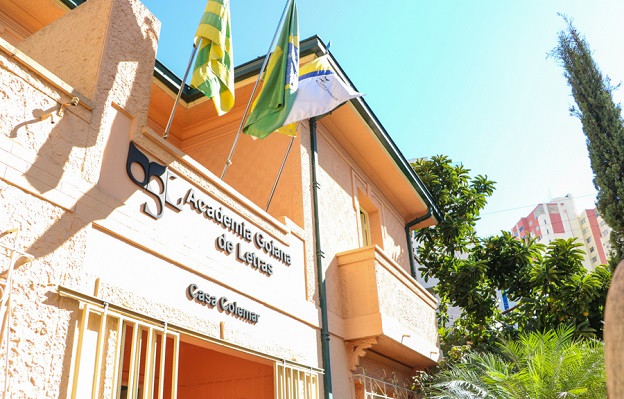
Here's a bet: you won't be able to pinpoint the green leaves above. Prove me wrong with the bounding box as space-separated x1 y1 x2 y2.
410 156 612 351
430 327 607 398
552 17 624 265
510 239 611 338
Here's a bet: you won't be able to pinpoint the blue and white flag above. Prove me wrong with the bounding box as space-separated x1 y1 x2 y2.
277 54 363 135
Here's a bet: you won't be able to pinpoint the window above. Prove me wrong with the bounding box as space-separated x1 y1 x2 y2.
357 190 383 249
586 237 592 243
600 220 607 227
592 256 598 263
581 217 587 225
582 228 589 235
529 220 533 227
590 246 595 253
603 229 610 238
359 208 371 246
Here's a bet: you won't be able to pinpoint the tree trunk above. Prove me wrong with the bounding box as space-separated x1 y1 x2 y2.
605 261 624 398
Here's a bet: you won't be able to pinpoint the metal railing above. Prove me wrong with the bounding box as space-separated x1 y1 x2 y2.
353 370 418 399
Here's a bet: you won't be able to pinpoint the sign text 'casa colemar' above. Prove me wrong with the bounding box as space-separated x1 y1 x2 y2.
187 283 259 324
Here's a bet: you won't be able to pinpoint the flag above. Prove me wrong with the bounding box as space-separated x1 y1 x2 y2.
276 54 363 135
190 0 234 116
243 0 299 139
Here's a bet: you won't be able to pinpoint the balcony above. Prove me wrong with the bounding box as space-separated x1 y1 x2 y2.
337 246 440 369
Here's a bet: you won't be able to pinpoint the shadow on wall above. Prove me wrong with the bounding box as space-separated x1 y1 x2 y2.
10 105 66 139
17 2 159 260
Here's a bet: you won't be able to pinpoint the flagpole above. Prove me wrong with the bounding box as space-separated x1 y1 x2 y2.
220 0 294 180
265 135 295 211
163 39 201 140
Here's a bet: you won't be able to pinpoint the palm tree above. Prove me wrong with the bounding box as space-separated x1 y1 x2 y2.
430 326 606 398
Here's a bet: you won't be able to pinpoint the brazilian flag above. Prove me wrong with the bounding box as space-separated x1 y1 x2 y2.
243 0 299 139
190 0 234 116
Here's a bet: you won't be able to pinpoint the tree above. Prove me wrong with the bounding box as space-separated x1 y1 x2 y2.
411 155 497 328
411 156 612 350
551 18 624 267
427 327 606 399
502 238 611 338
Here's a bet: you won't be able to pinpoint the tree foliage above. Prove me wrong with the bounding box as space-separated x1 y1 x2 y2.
426 327 606 399
551 17 624 267
411 156 612 351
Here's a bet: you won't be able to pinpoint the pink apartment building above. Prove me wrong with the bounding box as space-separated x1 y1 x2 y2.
511 194 612 270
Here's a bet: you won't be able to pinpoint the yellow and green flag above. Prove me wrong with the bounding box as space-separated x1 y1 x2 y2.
190 0 234 116
243 0 299 139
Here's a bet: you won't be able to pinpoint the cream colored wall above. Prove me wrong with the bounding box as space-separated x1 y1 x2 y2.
373 256 439 357
317 123 410 273
314 123 412 318
313 121 434 398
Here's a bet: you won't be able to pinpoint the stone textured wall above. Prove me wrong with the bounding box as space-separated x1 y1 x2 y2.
315 122 418 322
19 0 113 100
0 31 96 399
375 257 438 351
0 179 83 398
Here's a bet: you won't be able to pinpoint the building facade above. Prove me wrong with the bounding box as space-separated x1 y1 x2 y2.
0 0 442 398
511 194 612 269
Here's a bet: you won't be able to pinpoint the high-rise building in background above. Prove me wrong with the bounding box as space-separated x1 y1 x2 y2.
510 194 612 270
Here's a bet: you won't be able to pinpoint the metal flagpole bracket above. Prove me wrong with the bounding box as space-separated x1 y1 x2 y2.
163 39 201 140
265 135 296 211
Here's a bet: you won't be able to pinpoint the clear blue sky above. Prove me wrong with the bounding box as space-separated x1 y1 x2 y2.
140 0 624 237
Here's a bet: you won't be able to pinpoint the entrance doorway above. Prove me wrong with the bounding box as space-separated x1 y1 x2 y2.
117 323 273 399
176 338 274 398
64 300 320 399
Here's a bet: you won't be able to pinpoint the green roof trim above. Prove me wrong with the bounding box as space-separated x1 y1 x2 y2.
57 0 85 9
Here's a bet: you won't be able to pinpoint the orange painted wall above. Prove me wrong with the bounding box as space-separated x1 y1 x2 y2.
177 341 274 399
118 328 274 399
